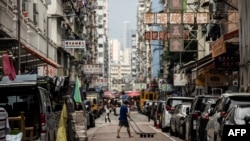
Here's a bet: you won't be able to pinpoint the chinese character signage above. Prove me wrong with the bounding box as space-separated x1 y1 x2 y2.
196 13 209 24
168 0 183 11
144 13 154 24
83 64 103 74
156 13 168 24
169 24 183 38
92 78 108 86
170 13 182 24
152 31 159 40
170 39 184 52
144 31 169 41
183 13 195 24
159 31 170 40
64 40 86 49
112 79 125 84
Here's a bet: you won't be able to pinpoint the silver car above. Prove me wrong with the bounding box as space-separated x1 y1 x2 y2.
169 104 191 138
206 93 250 141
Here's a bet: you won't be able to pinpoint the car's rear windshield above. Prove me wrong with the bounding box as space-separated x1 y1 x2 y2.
0 86 39 116
167 98 193 107
224 96 250 111
194 97 217 111
237 106 250 120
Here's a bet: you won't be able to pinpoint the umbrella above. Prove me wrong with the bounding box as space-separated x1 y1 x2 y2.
126 91 140 97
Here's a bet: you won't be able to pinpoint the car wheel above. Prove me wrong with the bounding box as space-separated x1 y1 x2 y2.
179 124 184 139
169 121 174 136
204 131 208 141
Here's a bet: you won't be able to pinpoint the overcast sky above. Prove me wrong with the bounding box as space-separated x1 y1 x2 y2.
108 0 138 42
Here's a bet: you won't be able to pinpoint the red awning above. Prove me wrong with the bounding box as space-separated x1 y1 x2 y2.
126 91 140 97
104 91 115 98
223 29 239 41
21 43 61 68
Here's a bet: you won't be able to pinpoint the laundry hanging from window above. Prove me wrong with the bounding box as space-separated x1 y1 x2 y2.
2 53 16 80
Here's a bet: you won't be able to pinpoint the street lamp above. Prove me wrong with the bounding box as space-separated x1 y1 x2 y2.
46 14 76 76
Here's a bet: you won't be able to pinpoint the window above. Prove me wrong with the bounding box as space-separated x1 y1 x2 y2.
99 44 103 48
99 52 103 57
33 3 38 25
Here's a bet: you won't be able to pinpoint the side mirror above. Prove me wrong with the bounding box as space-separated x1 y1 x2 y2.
244 114 250 125
186 107 190 115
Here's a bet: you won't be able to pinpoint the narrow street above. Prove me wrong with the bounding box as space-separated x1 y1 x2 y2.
87 111 184 141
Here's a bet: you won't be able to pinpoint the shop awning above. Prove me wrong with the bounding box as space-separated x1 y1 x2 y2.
180 54 212 71
223 29 239 41
21 43 61 68
192 59 215 72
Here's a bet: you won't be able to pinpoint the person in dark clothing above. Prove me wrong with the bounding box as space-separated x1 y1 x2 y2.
117 100 133 138
146 103 151 122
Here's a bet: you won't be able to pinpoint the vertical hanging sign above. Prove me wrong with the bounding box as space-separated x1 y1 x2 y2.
170 39 184 52
168 0 183 11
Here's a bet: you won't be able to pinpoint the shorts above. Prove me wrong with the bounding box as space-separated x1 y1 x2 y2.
119 120 129 127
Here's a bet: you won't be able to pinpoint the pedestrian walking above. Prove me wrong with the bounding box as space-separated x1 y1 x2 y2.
146 103 151 122
117 100 133 138
105 104 111 123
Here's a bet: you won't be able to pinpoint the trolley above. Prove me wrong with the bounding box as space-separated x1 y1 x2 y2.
128 120 156 138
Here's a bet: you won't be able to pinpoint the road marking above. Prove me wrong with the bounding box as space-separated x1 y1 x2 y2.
149 125 176 141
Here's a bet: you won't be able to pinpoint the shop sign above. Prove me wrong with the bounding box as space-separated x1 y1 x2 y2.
170 39 184 52
91 78 108 86
212 37 226 58
64 40 86 49
174 73 187 86
83 64 102 74
196 13 209 24
183 13 195 24
156 13 168 24
144 13 154 24
144 31 169 41
112 79 125 84
206 74 225 86
170 13 182 24
168 0 182 11
170 24 183 38
37 65 57 77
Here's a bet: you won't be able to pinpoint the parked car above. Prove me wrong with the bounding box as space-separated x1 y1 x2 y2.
169 103 191 138
196 97 218 141
219 104 250 141
0 74 57 141
185 95 218 141
153 100 165 128
161 97 193 132
206 93 250 141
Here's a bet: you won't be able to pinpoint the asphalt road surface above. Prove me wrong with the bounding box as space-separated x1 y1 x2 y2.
87 110 184 141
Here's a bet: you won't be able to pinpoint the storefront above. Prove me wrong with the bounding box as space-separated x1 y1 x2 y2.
181 29 239 95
